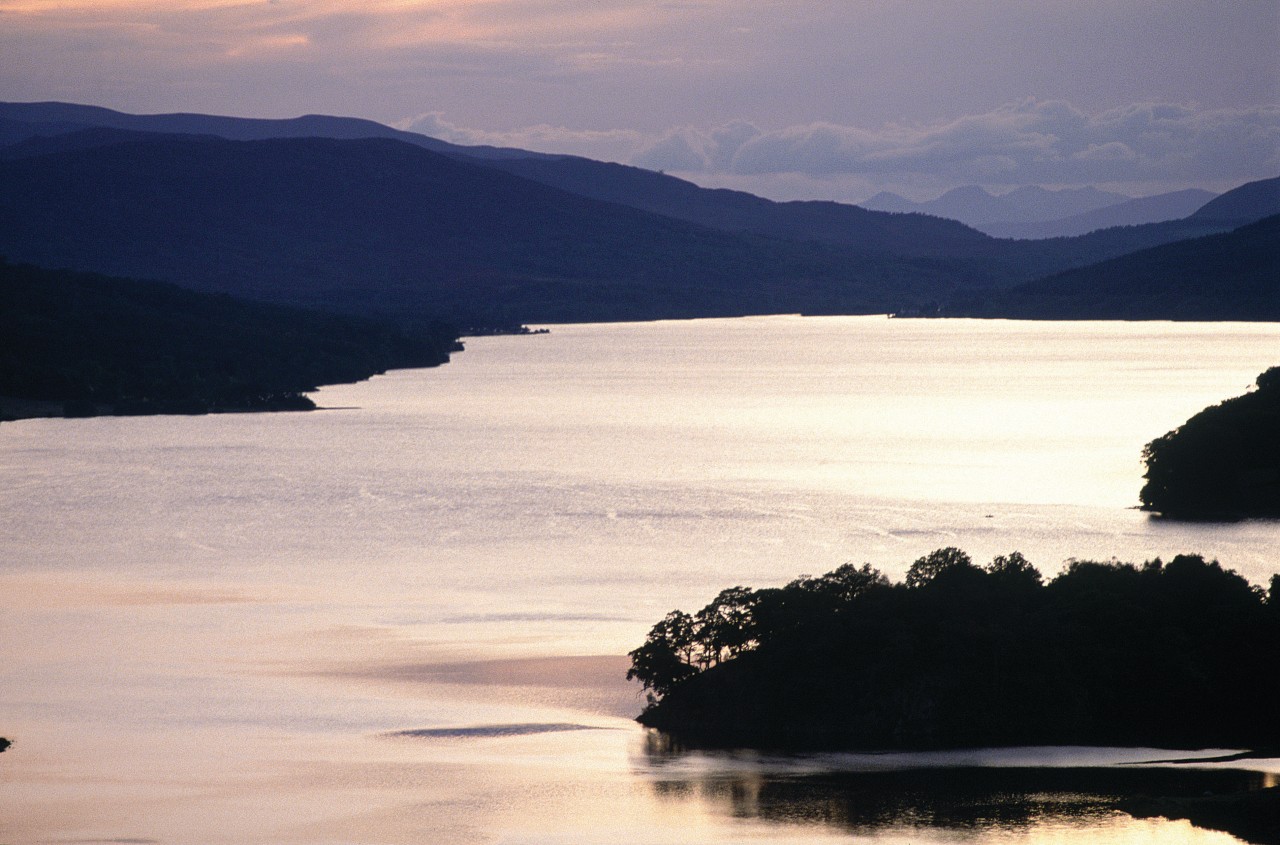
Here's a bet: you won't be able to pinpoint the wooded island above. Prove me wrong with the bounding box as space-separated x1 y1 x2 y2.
630 548 1280 752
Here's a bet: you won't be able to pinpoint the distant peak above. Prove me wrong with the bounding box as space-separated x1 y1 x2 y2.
940 185 995 200
1003 185 1053 198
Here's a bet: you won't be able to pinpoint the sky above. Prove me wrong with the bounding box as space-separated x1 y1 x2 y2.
1 0 1277 201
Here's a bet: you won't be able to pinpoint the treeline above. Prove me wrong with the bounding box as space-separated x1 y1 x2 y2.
0 258 460 419
1141 367 1280 519
630 548 1280 751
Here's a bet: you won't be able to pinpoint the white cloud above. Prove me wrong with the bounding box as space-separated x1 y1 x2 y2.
393 99 1277 198
396 111 644 160
1073 142 1137 163
630 130 709 171
631 99 1280 188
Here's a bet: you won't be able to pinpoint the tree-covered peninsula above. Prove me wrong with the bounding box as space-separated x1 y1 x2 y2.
629 548 1280 752
0 258 460 421
1140 367 1280 519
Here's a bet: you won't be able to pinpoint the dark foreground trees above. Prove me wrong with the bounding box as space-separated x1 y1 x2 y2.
630 548 1280 751
1140 367 1280 519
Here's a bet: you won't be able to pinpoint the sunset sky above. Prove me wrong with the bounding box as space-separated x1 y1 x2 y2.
2 0 1276 200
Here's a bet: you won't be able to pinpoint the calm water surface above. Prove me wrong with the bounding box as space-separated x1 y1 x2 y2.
2 316 1278 843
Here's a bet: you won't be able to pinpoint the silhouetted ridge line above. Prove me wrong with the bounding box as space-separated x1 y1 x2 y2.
0 132 963 323
948 215 1280 320
2 101 1276 324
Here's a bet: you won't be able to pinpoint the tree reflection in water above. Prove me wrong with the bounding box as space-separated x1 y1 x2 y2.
640 730 1271 838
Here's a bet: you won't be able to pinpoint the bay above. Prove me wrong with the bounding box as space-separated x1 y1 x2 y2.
2 315 1278 844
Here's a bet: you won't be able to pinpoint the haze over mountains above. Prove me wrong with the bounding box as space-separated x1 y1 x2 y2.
861 185 1222 239
863 184 1126 224
0 101 1276 326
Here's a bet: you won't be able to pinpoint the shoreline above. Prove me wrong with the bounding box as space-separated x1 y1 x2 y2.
0 393 317 424
1122 786 1280 845
0 395 63 422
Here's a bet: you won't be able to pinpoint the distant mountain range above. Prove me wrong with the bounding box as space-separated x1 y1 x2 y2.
978 189 1220 239
861 184 1223 238
0 101 1275 325
862 184 1128 226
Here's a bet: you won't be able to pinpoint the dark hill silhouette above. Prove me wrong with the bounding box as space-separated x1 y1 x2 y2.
0 103 1087 253
3 102 1274 323
3 101 1264 307
0 125 204 160
0 100 547 161
477 157 1234 284
1140 366 1280 520
485 155 994 259
981 189 1218 239
0 103 1022 279
0 119 1007 270
952 215 1280 320
1191 175 1280 225
2 103 1252 285
0 258 457 420
1 114 94 146
0 134 957 324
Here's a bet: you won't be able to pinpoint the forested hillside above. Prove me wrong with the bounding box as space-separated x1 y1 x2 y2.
0 259 458 419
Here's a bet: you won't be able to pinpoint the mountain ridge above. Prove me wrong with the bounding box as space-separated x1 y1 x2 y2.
0 100 552 161
1190 176 1280 224
952 215 1280 320
860 184 1130 228
0 133 958 324
1 101 1275 325
979 189 1219 239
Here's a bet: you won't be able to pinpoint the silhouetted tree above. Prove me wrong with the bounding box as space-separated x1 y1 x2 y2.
986 551 1042 587
631 548 1280 751
905 547 975 588
793 562 888 603
627 610 700 700
694 586 760 667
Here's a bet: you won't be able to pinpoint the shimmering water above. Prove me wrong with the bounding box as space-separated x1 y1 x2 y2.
2 316 1278 843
